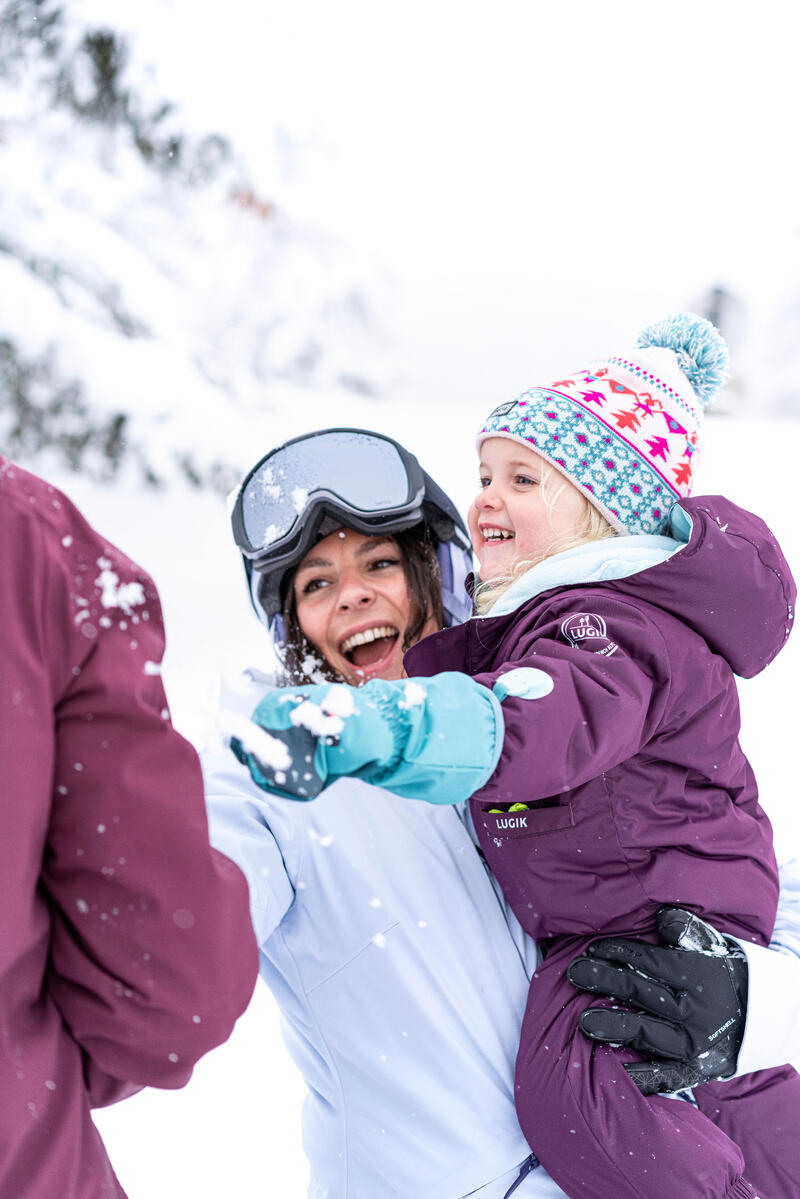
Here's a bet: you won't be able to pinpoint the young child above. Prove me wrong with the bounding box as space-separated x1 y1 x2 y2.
232 314 800 1198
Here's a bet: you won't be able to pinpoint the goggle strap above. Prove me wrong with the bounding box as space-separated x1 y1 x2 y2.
436 541 474 626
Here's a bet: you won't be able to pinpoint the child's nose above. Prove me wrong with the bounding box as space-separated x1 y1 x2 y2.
477 482 501 508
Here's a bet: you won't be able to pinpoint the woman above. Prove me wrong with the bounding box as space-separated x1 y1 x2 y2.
206 427 800 1199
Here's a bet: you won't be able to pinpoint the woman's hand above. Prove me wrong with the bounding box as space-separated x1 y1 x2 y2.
567 907 748 1095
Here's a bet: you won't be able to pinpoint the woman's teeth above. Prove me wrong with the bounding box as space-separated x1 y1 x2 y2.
340 625 398 656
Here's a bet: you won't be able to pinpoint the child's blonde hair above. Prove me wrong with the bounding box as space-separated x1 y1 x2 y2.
473 460 617 615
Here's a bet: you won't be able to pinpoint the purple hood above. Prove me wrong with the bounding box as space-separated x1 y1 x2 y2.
608 497 795 678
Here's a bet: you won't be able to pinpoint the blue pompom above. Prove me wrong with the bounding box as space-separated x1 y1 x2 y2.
635 313 729 410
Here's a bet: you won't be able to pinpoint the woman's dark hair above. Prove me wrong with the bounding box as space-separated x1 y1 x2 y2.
278 526 444 684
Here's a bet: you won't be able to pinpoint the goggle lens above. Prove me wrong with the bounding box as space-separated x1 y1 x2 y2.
240 430 414 553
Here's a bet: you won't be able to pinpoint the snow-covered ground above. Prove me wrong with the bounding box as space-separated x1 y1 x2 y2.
34 396 799 1197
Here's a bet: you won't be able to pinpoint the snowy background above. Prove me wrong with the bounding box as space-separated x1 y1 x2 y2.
1 0 799 1194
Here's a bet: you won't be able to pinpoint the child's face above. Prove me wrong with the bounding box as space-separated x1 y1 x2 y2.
469 438 588 581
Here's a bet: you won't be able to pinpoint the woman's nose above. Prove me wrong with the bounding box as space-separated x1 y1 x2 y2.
336 574 374 610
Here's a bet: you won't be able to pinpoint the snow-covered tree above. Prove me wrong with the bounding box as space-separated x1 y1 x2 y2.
0 0 393 489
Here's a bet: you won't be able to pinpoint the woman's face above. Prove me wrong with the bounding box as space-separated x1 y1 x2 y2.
293 529 437 685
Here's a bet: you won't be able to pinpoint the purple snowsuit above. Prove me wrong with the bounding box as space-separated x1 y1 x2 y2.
405 495 800 1199
0 458 258 1198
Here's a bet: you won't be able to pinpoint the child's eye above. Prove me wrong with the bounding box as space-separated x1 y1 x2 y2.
479 475 491 488
514 474 538 486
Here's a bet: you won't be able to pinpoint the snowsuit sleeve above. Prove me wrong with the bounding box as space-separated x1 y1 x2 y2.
7 485 258 1107
470 595 671 802
204 746 296 947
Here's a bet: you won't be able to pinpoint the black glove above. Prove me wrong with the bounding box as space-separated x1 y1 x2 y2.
567 907 749 1096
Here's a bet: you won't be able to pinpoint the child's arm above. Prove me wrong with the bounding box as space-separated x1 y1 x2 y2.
230 674 504 805
231 596 664 805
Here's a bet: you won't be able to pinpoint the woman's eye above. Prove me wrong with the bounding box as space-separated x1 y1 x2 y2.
300 576 329 595
368 557 400 572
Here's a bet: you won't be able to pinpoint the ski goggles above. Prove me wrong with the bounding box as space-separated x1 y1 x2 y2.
231 428 429 568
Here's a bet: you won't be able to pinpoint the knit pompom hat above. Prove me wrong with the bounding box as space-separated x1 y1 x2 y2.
477 313 729 536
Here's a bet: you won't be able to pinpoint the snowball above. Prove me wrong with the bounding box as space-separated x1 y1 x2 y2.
219 710 292 771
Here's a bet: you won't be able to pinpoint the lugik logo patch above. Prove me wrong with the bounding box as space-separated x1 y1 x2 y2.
561 612 618 657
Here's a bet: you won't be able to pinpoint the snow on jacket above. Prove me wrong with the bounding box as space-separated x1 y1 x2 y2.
0 458 258 1199
404 495 795 948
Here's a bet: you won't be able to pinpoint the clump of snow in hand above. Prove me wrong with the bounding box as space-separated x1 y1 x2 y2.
219 710 292 771
320 684 355 717
289 687 352 736
289 700 343 737
95 559 146 615
399 681 427 710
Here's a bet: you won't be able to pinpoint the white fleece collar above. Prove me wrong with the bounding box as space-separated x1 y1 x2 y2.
479 521 689 619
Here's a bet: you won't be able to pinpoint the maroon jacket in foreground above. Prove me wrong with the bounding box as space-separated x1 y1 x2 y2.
406 496 795 948
0 458 257 1199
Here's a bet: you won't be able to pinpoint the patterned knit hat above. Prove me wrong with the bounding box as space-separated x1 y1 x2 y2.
477 313 729 536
